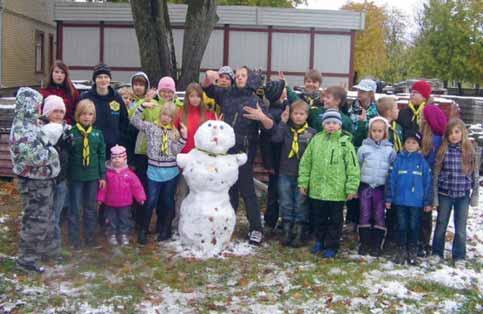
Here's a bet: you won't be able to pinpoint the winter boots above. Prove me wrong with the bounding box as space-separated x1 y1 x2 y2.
291 224 304 248
370 228 386 257
358 227 386 256
137 228 148 245
394 246 407 264
358 226 371 255
281 222 304 247
281 222 292 246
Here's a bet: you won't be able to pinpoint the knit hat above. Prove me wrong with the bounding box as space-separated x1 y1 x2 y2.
41 122 63 146
111 145 127 159
218 66 235 82
157 76 176 93
423 104 448 136
92 63 112 81
404 130 422 146
368 116 389 131
42 95 66 117
264 80 286 103
353 79 377 93
411 80 432 100
321 109 342 125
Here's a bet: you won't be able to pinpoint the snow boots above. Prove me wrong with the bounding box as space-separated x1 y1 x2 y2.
358 226 371 255
394 246 407 264
281 222 292 246
370 228 386 257
291 224 304 248
137 228 148 245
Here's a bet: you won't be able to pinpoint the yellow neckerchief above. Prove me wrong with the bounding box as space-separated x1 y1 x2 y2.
390 120 403 152
196 148 227 157
159 123 172 155
288 122 309 159
76 123 93 167
408 101 426 124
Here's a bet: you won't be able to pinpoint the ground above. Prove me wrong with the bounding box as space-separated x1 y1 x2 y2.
0 179 481 314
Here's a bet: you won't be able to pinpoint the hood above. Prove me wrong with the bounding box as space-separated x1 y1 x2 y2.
362 138 393 148
14 87 43 122
246 70 264 92
130 71 150 91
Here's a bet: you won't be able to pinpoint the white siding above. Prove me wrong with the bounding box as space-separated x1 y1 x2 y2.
63 27 100 66
280 74 304 88
313 34 351 74
271 33 310 72
70 70 93 81
172 29 184 68
229 31 267 70
321 77 349 89
201 29 223 69
104 28 140 67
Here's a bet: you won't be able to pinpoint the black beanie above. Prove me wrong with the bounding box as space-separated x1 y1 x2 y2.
404 130 422 146
264 80 286 103
92 63 112 81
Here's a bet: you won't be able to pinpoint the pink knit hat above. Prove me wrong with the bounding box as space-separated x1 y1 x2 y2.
423 104 448 136
42 95 66 117
157 76 176 93
110 145 127 160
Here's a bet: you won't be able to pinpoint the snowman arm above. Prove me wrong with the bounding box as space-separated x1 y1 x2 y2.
235 153 247 166
177 153 189 169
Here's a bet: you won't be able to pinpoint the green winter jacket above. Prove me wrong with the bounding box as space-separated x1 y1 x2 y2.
128 98 165 155
298 130 360 201
68 125 106 181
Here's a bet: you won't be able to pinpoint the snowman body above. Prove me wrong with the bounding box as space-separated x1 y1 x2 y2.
177 120 246 257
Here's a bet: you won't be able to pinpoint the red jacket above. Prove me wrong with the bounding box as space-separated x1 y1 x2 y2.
97 164 146 208
40 85 79 125
175 105 216 153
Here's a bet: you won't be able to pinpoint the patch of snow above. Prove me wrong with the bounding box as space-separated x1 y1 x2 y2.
424 265 482 290
164 238 254 260
369 280 421 300
437 299 459 313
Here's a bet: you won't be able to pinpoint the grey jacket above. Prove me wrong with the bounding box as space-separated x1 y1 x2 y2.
357 138 396 188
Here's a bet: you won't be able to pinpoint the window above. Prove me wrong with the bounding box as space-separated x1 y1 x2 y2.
35 30 45 73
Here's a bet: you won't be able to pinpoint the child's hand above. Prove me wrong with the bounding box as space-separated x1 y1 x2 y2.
278 71 285 81
359 108 367 122
143 101 155 109
424 206 432 212
206 70 219 83
243 103 265 121
179 122 188 139
299 187 307 196
385 202 391 209
99 179 106 189
280 106 289 123
346 193 358 200
140 201 144 205
146 88 157 101
215 113 224 121
97 201 102 206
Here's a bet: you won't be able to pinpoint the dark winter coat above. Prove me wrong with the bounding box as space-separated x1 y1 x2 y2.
260 99 289 171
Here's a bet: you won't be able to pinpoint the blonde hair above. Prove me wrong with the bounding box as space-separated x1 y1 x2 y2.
291 100 309 113
118 86 133 98
420 117 433 157
159 102 180 140
435 118 475 175
75 99 96 124
377 97 396 118
368 118 389 140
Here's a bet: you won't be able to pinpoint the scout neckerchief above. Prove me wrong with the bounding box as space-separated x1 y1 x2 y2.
76 123 93 167
159 123 172 155
390 121 403 152
289 122 309 159
408 101 426 124
196 148 227 157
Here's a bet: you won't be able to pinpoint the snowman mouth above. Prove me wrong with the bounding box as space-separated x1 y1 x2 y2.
212 137 219 144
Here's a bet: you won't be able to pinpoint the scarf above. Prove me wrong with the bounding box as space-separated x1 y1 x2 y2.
390 121 403 152
289 123 309 159
76 123 93 167
196 148 227 157
159 124 172 155
408 101 426 124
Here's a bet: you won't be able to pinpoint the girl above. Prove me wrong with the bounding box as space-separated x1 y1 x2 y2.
97 145 146 246
68 99 106 249
418 104 448 257
432 119 479 267
397 80 432 135
131 102 187 245
357 117 396 256
157 76 183 108
173 83 215 231
40 60 79 125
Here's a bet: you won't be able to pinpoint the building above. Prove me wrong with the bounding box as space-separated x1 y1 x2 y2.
0 0 56 88
54 1 365 87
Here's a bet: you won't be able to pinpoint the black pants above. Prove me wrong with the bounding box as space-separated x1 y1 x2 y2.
419 211 432 247
345 198 359 224
264 174 279 228
230 161 262 232
311 199 344 251
133 155 149 227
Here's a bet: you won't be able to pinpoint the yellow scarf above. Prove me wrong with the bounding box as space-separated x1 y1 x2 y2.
289 123 309 159
76 123 93 167
390 121 403 152
159 124 172 155
408 101 426 125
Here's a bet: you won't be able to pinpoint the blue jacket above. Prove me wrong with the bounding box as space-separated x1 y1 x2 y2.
386 150 432 207
357 138 396 188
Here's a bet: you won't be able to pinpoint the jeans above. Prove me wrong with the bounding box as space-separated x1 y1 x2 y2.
396 205 421 249
145 176 178 235
68 180 98 246
278 175 307 223
310 199 344 251
52 180 68 244
264 174 280 228
432 193 470 260
105 206 131 235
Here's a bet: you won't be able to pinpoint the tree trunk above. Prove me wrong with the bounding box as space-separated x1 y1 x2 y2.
475 83 480 97
177 0 218 90
130 0 176 86
457 82 463 96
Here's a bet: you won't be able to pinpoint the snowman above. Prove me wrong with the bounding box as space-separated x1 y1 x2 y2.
177 120 247 257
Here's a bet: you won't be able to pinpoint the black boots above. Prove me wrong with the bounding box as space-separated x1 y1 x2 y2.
358 226 371 255
137 228 148 245
370 228 386 257
281 222 292 246
394 246 407 264
281 222 304 247
291 224 304 248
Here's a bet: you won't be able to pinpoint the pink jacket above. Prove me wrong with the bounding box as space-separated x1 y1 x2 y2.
97 164 146 208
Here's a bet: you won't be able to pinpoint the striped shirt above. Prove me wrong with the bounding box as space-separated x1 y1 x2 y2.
438 144 473 198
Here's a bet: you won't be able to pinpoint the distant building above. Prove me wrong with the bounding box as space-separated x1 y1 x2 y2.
54 1 365 87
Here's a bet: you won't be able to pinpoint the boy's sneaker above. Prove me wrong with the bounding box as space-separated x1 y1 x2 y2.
120 234 129 246
16 260 45 273
454 260 466 269
248 230 263 245
322 249 337 259
311 241 323 255
108 234 118 246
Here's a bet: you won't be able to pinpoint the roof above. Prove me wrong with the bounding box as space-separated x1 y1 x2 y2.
54 1 365 31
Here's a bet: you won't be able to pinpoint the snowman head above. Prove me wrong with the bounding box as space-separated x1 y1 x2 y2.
194 120 235 155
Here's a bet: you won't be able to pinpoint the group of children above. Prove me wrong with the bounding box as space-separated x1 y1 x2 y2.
9 61 478 273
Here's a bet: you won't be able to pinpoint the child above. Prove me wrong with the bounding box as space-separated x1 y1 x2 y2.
300 69 323 109
386 131 432 265
432 119 479 267
272 100 316 247
308 86 353 133
203 66 234 113
173 83 215 230
68 99 106 249
357 117 396 256
398 80 432 135
350 79 379 123
40 60 79 125
157 76 183 108
377 97 403 152
97 145 146 246
130 102 187 245
118 87 134 111
202 66 274 245
128 72 153 117
419 104 448 257
298 109 360 258
9 87 61 272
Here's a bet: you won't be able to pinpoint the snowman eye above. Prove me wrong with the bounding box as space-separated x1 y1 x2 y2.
220 125 224 130
208 123 212 127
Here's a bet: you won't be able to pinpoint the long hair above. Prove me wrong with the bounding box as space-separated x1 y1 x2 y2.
435 118 475 175
420 117 433 157
182 83 206 125
46 60 76 98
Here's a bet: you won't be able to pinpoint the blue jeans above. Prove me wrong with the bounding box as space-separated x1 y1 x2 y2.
145 176 178 233
396 205 421 249
105 206 131 235
432 193 470 260
68 180 98 246
52 180 68 244
278 175 307 223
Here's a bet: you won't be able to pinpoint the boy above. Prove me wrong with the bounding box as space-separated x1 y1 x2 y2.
299 69 323 109
272 100 316 247
203 66 234 114
377 97 402 152
298 109 360 258
385 131 432 265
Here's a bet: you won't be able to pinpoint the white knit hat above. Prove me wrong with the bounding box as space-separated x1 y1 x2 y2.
42 95 66 117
